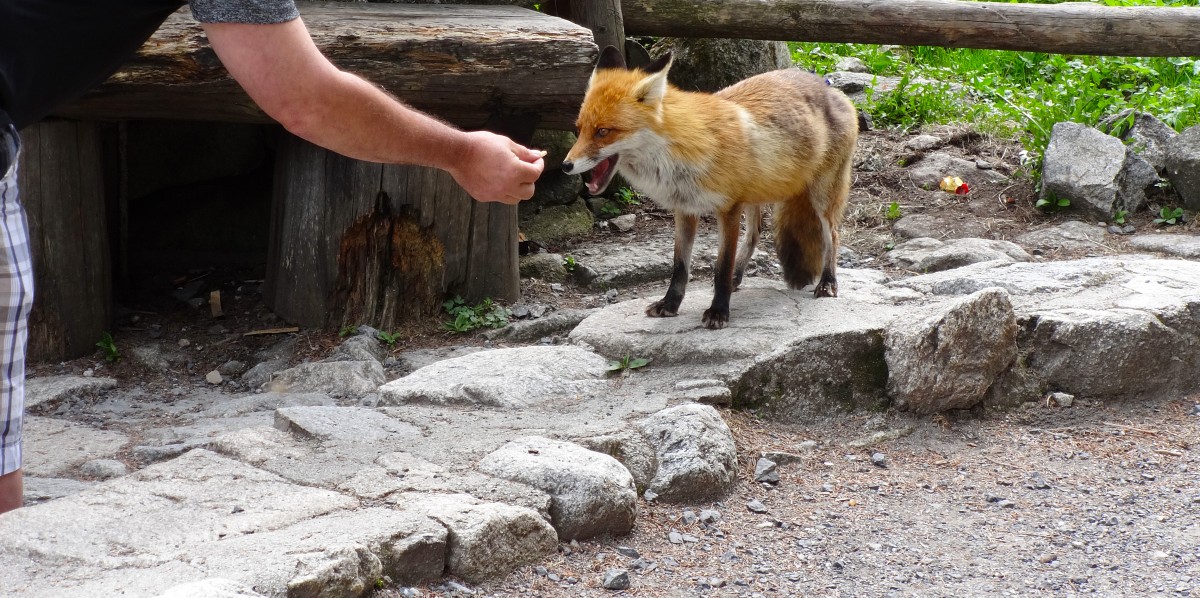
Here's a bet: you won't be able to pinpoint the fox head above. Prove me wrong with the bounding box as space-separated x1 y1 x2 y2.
562 45 674 196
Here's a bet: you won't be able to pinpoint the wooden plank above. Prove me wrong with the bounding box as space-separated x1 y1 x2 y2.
621 0 1200 57
56 3 598 130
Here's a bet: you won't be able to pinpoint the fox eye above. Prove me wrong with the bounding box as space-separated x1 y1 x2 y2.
596 128 610 138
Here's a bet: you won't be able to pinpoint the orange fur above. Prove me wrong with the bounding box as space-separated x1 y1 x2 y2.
564 49 858 326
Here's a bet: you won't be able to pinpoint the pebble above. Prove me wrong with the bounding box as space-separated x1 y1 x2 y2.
870 452 887 468
616 546 640 559
699 509 721 524
747 499 768 514
1049 391 1075 407
177 338 191 348
205 370 223 385
682 510 698 525
602 569 631 590
668 531 684 544
443 580 473 594
1191 404 1200 416
643 489 658 501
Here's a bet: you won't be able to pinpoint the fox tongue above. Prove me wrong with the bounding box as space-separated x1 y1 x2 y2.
586 156 618 195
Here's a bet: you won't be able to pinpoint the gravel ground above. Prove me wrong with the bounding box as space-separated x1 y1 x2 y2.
406 395 1199 597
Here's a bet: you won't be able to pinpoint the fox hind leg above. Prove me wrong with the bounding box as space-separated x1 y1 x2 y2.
647 211 699 318
732 204 762 291
813 158 852 298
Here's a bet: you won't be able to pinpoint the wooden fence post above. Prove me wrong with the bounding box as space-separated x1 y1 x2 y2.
19 121 113 361
570 0 626 56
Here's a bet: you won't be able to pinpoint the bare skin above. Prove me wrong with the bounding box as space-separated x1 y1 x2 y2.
201 19 545 204
0 470 20 514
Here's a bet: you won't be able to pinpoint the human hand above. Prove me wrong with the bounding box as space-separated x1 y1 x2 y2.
450 131 546 204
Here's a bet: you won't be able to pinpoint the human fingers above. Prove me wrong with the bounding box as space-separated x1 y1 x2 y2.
512 145 548 164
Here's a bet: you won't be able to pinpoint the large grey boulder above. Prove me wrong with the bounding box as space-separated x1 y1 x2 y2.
478 436 637 540
379 345 609 408
638 404 738 502
1098 109 1178 173
578 429 659 493
1164 124 1200 210
889 237 1031 273
1041 122 1159 220
885 288 1018 413
648 38 791 93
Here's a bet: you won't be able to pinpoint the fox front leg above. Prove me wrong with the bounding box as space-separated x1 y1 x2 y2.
702 206 742 330
646 212 698 318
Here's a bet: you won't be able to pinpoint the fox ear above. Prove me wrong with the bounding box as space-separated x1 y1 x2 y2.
642 51 673 75
634 65 671 106
595 46 626 71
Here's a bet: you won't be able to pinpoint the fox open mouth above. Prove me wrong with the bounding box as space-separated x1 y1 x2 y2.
585 155 620 196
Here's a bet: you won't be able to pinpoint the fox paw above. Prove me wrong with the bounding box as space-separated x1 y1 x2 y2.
701 308 729 329
814 282 838 298
646 301 679 318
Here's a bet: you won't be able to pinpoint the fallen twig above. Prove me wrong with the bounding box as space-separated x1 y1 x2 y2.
243 327 300 337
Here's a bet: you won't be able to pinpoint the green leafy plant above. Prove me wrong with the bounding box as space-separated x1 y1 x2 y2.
1113 209 1129 225
614 187 642 207
607 354 650 374
599 201 623 218
376 330 401 346
1154 206 1185 225
96 332 120 362
339 325 358 338
563 255 578 272
1035 193 1071 212
442 295 512 333
885 201 903 220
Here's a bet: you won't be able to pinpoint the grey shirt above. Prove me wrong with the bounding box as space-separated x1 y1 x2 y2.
190 0 300 24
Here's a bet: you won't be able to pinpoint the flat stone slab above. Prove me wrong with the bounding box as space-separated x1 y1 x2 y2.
25 375 117 411
569 276 904 366
21 417 129 477
1130 233 1200 259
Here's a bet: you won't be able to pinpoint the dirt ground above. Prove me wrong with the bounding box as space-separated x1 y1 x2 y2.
33 125 1200 597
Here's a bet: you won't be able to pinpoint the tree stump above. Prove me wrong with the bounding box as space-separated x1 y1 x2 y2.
264 133 519 331
18 121 113 362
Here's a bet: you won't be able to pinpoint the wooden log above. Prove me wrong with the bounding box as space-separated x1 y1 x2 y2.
264 133 518 330
56 3 597 131
570 0 627 58
621 0 1200 57
19 122 113 361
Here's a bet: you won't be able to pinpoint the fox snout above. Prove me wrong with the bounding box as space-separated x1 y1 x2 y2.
561 160 577 174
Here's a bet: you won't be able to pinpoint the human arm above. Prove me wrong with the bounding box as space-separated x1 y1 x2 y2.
200 18 544 204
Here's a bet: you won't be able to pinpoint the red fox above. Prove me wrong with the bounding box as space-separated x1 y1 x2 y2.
562 46 858 329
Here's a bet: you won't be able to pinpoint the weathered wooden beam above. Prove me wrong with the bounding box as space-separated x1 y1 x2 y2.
622 0 1200 57
57 3 597 130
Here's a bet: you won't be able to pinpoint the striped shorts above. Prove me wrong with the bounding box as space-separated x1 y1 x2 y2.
0 124 34 477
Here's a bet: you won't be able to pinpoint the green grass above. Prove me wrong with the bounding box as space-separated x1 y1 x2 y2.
791 0 1200 179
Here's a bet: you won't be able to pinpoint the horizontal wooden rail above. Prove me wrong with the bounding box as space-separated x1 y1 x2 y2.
622 0 1200 57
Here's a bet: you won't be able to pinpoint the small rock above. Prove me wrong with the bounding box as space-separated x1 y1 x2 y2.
602 569 631 590
681 510 698 525
1048 392 1074 407
616 546 640 559
753 458 779 484
668 531 684 544
834 56 870 73
870 452 887 468
205 370 223 385
178 338 191 348
997 499 1016 509
611 214 637 233
797 440 819 451
746 499 768 514
643 489 658 502
699 509 721 524
443 580 473 594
